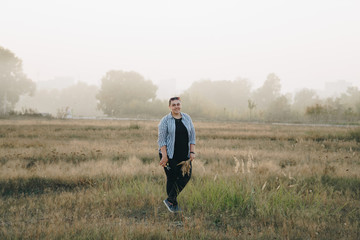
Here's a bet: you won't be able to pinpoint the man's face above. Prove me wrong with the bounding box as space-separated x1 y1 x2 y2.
169 99 181 114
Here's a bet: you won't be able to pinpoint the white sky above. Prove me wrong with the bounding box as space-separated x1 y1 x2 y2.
1 0 360 95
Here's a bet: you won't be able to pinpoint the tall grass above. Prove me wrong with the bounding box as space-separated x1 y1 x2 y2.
0 119 359 239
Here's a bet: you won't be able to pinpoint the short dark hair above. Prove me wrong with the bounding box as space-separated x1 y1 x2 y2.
169 97 181 106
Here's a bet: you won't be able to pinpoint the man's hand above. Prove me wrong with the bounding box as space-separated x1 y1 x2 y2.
159 156 168 167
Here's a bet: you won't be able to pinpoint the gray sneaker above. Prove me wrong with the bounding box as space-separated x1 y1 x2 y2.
163 199 176 213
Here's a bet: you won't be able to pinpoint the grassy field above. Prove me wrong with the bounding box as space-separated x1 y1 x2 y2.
0 119 359 239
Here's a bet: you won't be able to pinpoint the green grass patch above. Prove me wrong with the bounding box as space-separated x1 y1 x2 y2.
321 175 360 197
183 177 256 217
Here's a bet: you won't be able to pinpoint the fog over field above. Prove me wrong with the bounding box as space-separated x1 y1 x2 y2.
1 1 360 122
1 0 359 94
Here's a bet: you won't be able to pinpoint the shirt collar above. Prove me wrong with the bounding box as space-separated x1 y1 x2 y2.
167 112 183 119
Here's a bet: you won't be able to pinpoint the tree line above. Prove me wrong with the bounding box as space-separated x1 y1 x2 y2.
1 46 359 123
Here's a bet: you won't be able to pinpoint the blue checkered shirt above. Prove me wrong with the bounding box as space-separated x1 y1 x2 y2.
158 112 196 159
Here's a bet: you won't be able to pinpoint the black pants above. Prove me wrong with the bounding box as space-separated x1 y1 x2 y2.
159 153 192 206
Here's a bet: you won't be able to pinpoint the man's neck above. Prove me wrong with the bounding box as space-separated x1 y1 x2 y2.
172 112 181 119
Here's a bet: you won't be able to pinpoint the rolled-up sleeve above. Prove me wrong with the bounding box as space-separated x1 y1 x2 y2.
189 117 196 145
158 118 167 148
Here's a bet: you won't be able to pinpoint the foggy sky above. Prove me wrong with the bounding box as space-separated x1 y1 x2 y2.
2 0 360 95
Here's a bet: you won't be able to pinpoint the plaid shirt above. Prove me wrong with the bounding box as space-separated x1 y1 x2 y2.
158 112 196 159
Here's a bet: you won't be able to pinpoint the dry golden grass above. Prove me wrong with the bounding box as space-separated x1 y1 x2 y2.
0 119 359 239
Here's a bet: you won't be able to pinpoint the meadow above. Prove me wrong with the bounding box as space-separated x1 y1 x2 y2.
0 119 359 239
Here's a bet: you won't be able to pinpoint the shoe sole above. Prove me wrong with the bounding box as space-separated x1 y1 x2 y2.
163 200 175 213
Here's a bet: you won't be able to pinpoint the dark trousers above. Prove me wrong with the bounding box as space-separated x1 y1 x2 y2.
159 153 191 206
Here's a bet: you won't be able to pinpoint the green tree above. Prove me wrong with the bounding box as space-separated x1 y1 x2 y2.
96 70 157 116
293 88 319 113
181 78 252 119
0 46 35 114
340 86 360 116
306 104 326 122
180 91 219 119
185 78 251 110
266 95 292 121
252 73 281 110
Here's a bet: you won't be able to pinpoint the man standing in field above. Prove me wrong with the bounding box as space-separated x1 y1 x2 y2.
158 97 196 213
